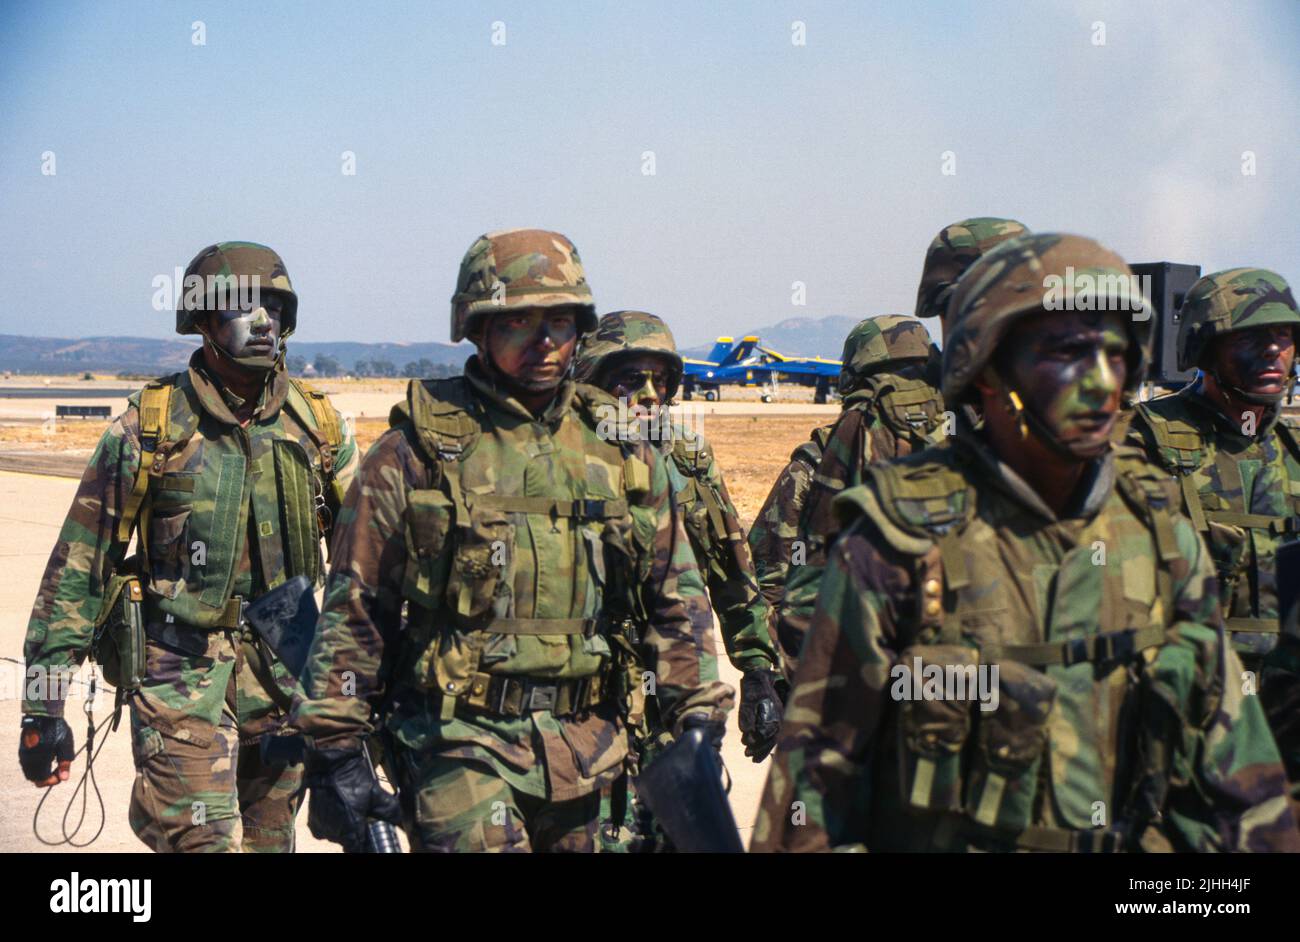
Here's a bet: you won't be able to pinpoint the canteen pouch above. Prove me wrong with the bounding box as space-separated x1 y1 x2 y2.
897 644 979 812
965 660 1057 831
92 572 146 691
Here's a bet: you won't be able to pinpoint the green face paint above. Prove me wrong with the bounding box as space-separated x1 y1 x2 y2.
605 353 674 415
484 307 580 392
207 293 284 370
1002 310 1129 457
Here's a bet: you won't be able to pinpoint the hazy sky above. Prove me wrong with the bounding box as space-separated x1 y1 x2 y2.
2 0 1297 349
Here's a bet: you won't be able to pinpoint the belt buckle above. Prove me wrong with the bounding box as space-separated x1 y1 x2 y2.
238 597 249 627
527 684 557 712
1064 637 1089 667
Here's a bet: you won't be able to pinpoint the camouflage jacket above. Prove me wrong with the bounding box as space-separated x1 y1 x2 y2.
664 426 778 675
774 375 945 680
290 358 733 802
23 353 358 743
745 423 834 656
753 431 1299 852
1126 381 1300 665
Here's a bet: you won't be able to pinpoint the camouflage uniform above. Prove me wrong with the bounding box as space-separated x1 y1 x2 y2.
290 231 732 853
574 310 778 677
575 310 773 847
1125 268 1300 797
772 316 945 680
753 234 1299 853
23 242 358 852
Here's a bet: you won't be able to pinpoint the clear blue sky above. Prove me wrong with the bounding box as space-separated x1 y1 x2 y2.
2 0 1297 349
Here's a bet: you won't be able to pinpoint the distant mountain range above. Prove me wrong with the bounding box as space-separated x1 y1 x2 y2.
0 315 890 375
680 316 866 360
0 334 471 375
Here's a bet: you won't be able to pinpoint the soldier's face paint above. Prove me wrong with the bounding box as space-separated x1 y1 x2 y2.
206 294 283 370
1002 310 1129 456
1209 326 1295 399
606 354 673 414
484 307 580 391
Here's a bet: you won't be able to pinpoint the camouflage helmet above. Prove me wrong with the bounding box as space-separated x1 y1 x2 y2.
176 241 298 337
1177 267 1300 371
915 218 1029 323
838 315 936 394
573 310 684 398
943 233 1153 403
450 228 597 343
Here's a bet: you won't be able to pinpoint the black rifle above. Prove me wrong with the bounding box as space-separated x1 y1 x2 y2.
636 726 745 853
244 576 402 853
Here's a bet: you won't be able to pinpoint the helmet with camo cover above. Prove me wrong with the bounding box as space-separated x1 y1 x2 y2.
838 315 936 394
1177 268 1300 377
915 218 1029 324
450 228 597 343
943 232 1152 405
176 241 298 337
573 310 684 398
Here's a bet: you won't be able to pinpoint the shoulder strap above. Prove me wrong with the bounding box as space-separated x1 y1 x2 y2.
838 452 973 643
403 378 482 465
1113 458 1182 619
117 379 175 544
1275 415 1300 465
1133 402 1210 533
285 378 344 474
791 424 831 467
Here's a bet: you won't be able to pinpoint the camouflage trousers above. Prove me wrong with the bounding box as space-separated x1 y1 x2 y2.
394 748 602 853
127 634 300 853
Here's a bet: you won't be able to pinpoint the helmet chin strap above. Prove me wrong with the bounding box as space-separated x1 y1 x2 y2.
1206 366 1287 406
1002 386 1107 461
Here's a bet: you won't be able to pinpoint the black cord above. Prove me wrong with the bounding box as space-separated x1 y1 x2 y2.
32 678 114 848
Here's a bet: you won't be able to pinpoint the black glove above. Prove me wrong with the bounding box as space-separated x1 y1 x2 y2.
304 747 402 853
738 669 785 762
19 714 75 786
677 711 725 752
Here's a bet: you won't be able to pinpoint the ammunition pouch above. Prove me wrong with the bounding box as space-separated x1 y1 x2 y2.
92 571 146 692
897 644 977 812
965 660 1057 832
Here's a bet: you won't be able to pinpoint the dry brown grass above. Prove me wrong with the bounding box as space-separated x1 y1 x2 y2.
1 413 827 531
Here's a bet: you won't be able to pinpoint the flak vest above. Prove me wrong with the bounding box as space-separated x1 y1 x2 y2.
395 378 654 720
668 429 731 573
841 372 947 451
1133 398 1300 640
836 445 1206 852
119 373 345 630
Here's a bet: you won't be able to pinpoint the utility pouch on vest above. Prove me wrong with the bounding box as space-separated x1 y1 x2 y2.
964 660 1056 832
92 572 146 692
403 489 455 608
447 501 512 622
897 644 978 812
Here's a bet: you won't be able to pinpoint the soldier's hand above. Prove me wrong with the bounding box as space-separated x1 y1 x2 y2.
676 711 725 752
304 747 402 853
738 669 784 762
19 715 75 787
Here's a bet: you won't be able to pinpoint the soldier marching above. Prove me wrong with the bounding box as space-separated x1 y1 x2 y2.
18 225 1300 853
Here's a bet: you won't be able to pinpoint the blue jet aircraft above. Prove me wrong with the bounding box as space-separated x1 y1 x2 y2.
681 336 842 403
